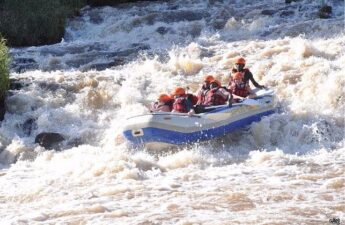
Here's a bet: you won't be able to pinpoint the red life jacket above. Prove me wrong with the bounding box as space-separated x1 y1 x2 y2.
204 88 228 106
173 96 192 113
230 72 250 97
151 100 173 112
197 88 209 105
233 81 249 97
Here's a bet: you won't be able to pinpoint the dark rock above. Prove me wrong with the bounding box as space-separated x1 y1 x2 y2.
187 23 203 38
131 13 158 26
210 19 226 30
10 58 39 73
168 5 178 10
108 46 150 58
156 26 169 35
285 0 299 3
35 132 65 150
22 118 37 136
37 48 65 57
208 0 218 5
38 82 61 92
9 78 30 90
88 10 103 24
280 10 295 17
83 58 126 71
65 53 97 68
13 64 39 73
200 49 215 58
87 0 163 7
318 5 332 19
261 9 276 16
130 43 151 51
131 10 209 27
12 58 36 64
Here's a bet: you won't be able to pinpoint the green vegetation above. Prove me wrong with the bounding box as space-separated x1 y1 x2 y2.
0 37 9 99
0 0 87 46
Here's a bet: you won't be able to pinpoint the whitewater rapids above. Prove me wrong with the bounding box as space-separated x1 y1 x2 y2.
0 0 344 224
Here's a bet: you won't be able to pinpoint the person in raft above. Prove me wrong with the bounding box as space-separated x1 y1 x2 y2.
196 75 214 105
171 87 195 115
150 94 174 112
203 79 231 106
228 72 257 101
229 57 266 90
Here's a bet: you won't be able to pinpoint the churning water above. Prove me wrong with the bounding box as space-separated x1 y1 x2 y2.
0 0 344 224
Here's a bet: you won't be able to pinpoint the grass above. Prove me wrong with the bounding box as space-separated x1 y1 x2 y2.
0 37 9 99
0 0 87 46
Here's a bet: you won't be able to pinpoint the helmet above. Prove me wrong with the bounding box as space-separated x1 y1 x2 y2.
236 57 246 65
210 79 221 87
158 94 171 102
204 75 214 82
172 87 186 96
233 72 243 80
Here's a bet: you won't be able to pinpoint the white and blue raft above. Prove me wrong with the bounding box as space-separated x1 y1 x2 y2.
122 89 276 149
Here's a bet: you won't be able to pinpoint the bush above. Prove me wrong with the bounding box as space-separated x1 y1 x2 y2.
0 37 9 99
0 0 86 46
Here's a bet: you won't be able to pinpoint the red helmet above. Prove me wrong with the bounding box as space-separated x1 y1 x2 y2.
172 87 186 96
204 75 214 82
236 57 246 65
158 94 171 102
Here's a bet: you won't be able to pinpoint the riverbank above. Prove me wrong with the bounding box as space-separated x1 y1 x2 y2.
0 38 9 120
0 0 163 47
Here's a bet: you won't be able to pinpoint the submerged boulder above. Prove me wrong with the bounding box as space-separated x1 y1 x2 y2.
35 132 65 150
22 118 37 136
318 5 332 19
87 0 161 6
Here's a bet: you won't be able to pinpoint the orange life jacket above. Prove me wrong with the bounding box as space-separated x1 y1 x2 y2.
229 72 250 97
173 96 192 113
204 88 228 106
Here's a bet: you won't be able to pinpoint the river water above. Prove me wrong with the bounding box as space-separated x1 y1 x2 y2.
0 0 344 224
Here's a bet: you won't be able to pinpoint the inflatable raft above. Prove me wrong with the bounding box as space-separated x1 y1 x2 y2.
123 89 276 149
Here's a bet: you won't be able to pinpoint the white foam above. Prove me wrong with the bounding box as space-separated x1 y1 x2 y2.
1 0 344 224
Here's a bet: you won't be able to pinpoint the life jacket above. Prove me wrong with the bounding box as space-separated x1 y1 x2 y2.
229 72 250 98
151 99 174 112
232 81 249 97
204 88 228 106
197 87 209 105
173 96 192 113
231 68 250 75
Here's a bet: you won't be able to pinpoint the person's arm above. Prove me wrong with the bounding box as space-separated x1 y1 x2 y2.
219 88 230 101
150 102 157 112
245 70 265 89
232 93 245 100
